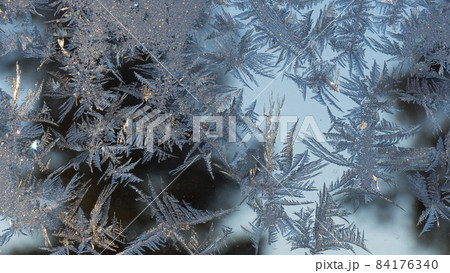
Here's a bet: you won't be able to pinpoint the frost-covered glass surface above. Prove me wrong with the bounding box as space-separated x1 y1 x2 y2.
0 0 448 254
